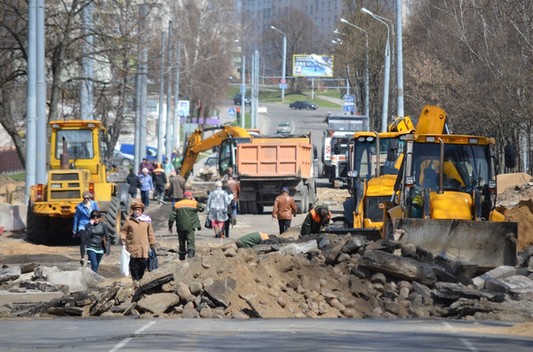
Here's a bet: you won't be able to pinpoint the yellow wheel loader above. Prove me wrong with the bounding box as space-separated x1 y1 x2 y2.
389 106 518 269
26 120 130 245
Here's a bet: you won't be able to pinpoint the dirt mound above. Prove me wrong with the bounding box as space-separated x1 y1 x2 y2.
497 173 533 252
497 173 532 195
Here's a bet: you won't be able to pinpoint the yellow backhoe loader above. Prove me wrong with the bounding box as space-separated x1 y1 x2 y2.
389 106 518 269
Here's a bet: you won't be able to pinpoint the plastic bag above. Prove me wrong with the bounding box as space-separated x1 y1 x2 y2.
120 245 130 277
204 216 212 229
147 248 158 272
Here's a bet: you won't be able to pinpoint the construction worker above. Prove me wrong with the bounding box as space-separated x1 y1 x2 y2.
152 163 167 204
234 232 295 248
168 191 205 260
300 205 332 237
272 187 297 234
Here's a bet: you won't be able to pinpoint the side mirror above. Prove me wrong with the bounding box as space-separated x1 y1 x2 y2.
504 144 516 169
333 144 341 155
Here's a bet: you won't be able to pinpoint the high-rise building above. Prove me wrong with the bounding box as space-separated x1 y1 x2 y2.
241 0 344 38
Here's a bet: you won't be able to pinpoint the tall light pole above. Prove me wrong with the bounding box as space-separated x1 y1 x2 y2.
396 0 404 117
362 8 391 132
340 18 370 122
270 26 287 102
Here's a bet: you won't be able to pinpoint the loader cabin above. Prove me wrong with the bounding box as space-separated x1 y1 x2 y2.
49 120 108 182
401 133 497 219
348 131 407 181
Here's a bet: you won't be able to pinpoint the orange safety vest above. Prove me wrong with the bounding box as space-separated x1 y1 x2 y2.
310 208 331 223
174 198 198 209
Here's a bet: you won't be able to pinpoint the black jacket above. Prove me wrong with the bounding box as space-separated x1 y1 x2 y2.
81 221 110 256
126 172 140 194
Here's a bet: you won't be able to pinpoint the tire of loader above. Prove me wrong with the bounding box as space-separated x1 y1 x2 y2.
26 203 50 245
104 196 122 244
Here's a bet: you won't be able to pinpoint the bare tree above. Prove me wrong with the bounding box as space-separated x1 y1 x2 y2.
169 0 238 125
266 7 321 94
404 0 533 171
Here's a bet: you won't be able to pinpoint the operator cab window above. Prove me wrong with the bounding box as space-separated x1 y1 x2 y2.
56 130 94 159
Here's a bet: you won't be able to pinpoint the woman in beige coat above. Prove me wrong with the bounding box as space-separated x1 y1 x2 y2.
120 201 156 281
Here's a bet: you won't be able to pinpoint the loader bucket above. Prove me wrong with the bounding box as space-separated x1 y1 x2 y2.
324 227 382 241
393 218 517 270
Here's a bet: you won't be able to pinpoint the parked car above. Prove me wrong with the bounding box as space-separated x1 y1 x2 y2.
120 143 159 162
277 122 292 134
111 149 134 168
233 94 251 105
289 101 318 110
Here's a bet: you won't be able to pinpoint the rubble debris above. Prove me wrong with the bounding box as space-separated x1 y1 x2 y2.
1 236 532 322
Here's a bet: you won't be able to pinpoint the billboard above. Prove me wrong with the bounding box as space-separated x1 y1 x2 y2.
293 54 333 77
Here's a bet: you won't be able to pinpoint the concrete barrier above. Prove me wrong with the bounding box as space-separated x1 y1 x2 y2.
0 204 27 231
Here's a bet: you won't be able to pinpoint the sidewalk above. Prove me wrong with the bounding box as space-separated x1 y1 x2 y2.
315 94 343 106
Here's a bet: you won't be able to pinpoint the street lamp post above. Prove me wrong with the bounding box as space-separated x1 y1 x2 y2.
361 8 391 132
340 18 370 123
270 26 287 102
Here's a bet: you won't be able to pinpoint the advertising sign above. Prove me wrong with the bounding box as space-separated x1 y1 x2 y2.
292 54 334 77
178 100 190 123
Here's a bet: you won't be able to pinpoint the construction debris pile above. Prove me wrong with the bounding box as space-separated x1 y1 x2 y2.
2 234 533 321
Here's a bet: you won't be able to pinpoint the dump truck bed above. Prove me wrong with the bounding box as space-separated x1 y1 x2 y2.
236 143 313 179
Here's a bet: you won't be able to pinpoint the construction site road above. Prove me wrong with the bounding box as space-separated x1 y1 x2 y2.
1 317 532 351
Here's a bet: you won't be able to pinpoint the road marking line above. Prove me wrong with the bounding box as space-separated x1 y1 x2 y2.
109 321 157 352
442 322 478 352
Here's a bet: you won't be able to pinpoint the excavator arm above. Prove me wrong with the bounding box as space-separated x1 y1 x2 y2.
180 125 251 179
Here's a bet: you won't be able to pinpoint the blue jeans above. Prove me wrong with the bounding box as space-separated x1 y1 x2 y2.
140 190 150 207
87 250 103 273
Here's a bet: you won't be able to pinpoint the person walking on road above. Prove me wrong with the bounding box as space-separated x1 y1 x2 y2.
221 180 235 238
227 176 241 215
125 168 140 199
72 191 99 240
168 191 205 260
168 169 186 207
272 187 297 234
152 163 167 204
80 210 110 273
300 205 332 237
206 181 232 238
120 201 156 282
138 167 154 208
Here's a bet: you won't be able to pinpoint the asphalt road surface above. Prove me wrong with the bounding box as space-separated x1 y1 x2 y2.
1 318 531 351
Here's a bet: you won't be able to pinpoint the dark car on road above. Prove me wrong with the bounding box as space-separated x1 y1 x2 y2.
289 101 318 110
233 94 251 105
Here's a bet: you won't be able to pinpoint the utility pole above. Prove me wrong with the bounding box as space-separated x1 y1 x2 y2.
157 30 166 164
396 0 404 117
165 21 173 161
25 0 37 204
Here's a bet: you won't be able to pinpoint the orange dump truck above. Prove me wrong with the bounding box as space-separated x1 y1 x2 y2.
234 140 315 214
180 126 316 215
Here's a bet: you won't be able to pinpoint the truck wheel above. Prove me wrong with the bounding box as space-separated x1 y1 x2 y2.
248 201 258 215
104 197 122 243
26 203 50 245
239 201 248 215
308 183 316 210
300 187 309 213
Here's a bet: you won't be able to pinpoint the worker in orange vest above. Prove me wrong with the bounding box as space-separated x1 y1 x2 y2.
168 191 205 260
300 205 332 236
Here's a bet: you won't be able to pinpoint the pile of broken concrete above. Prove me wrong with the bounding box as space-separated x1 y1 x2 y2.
1 234 533 321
